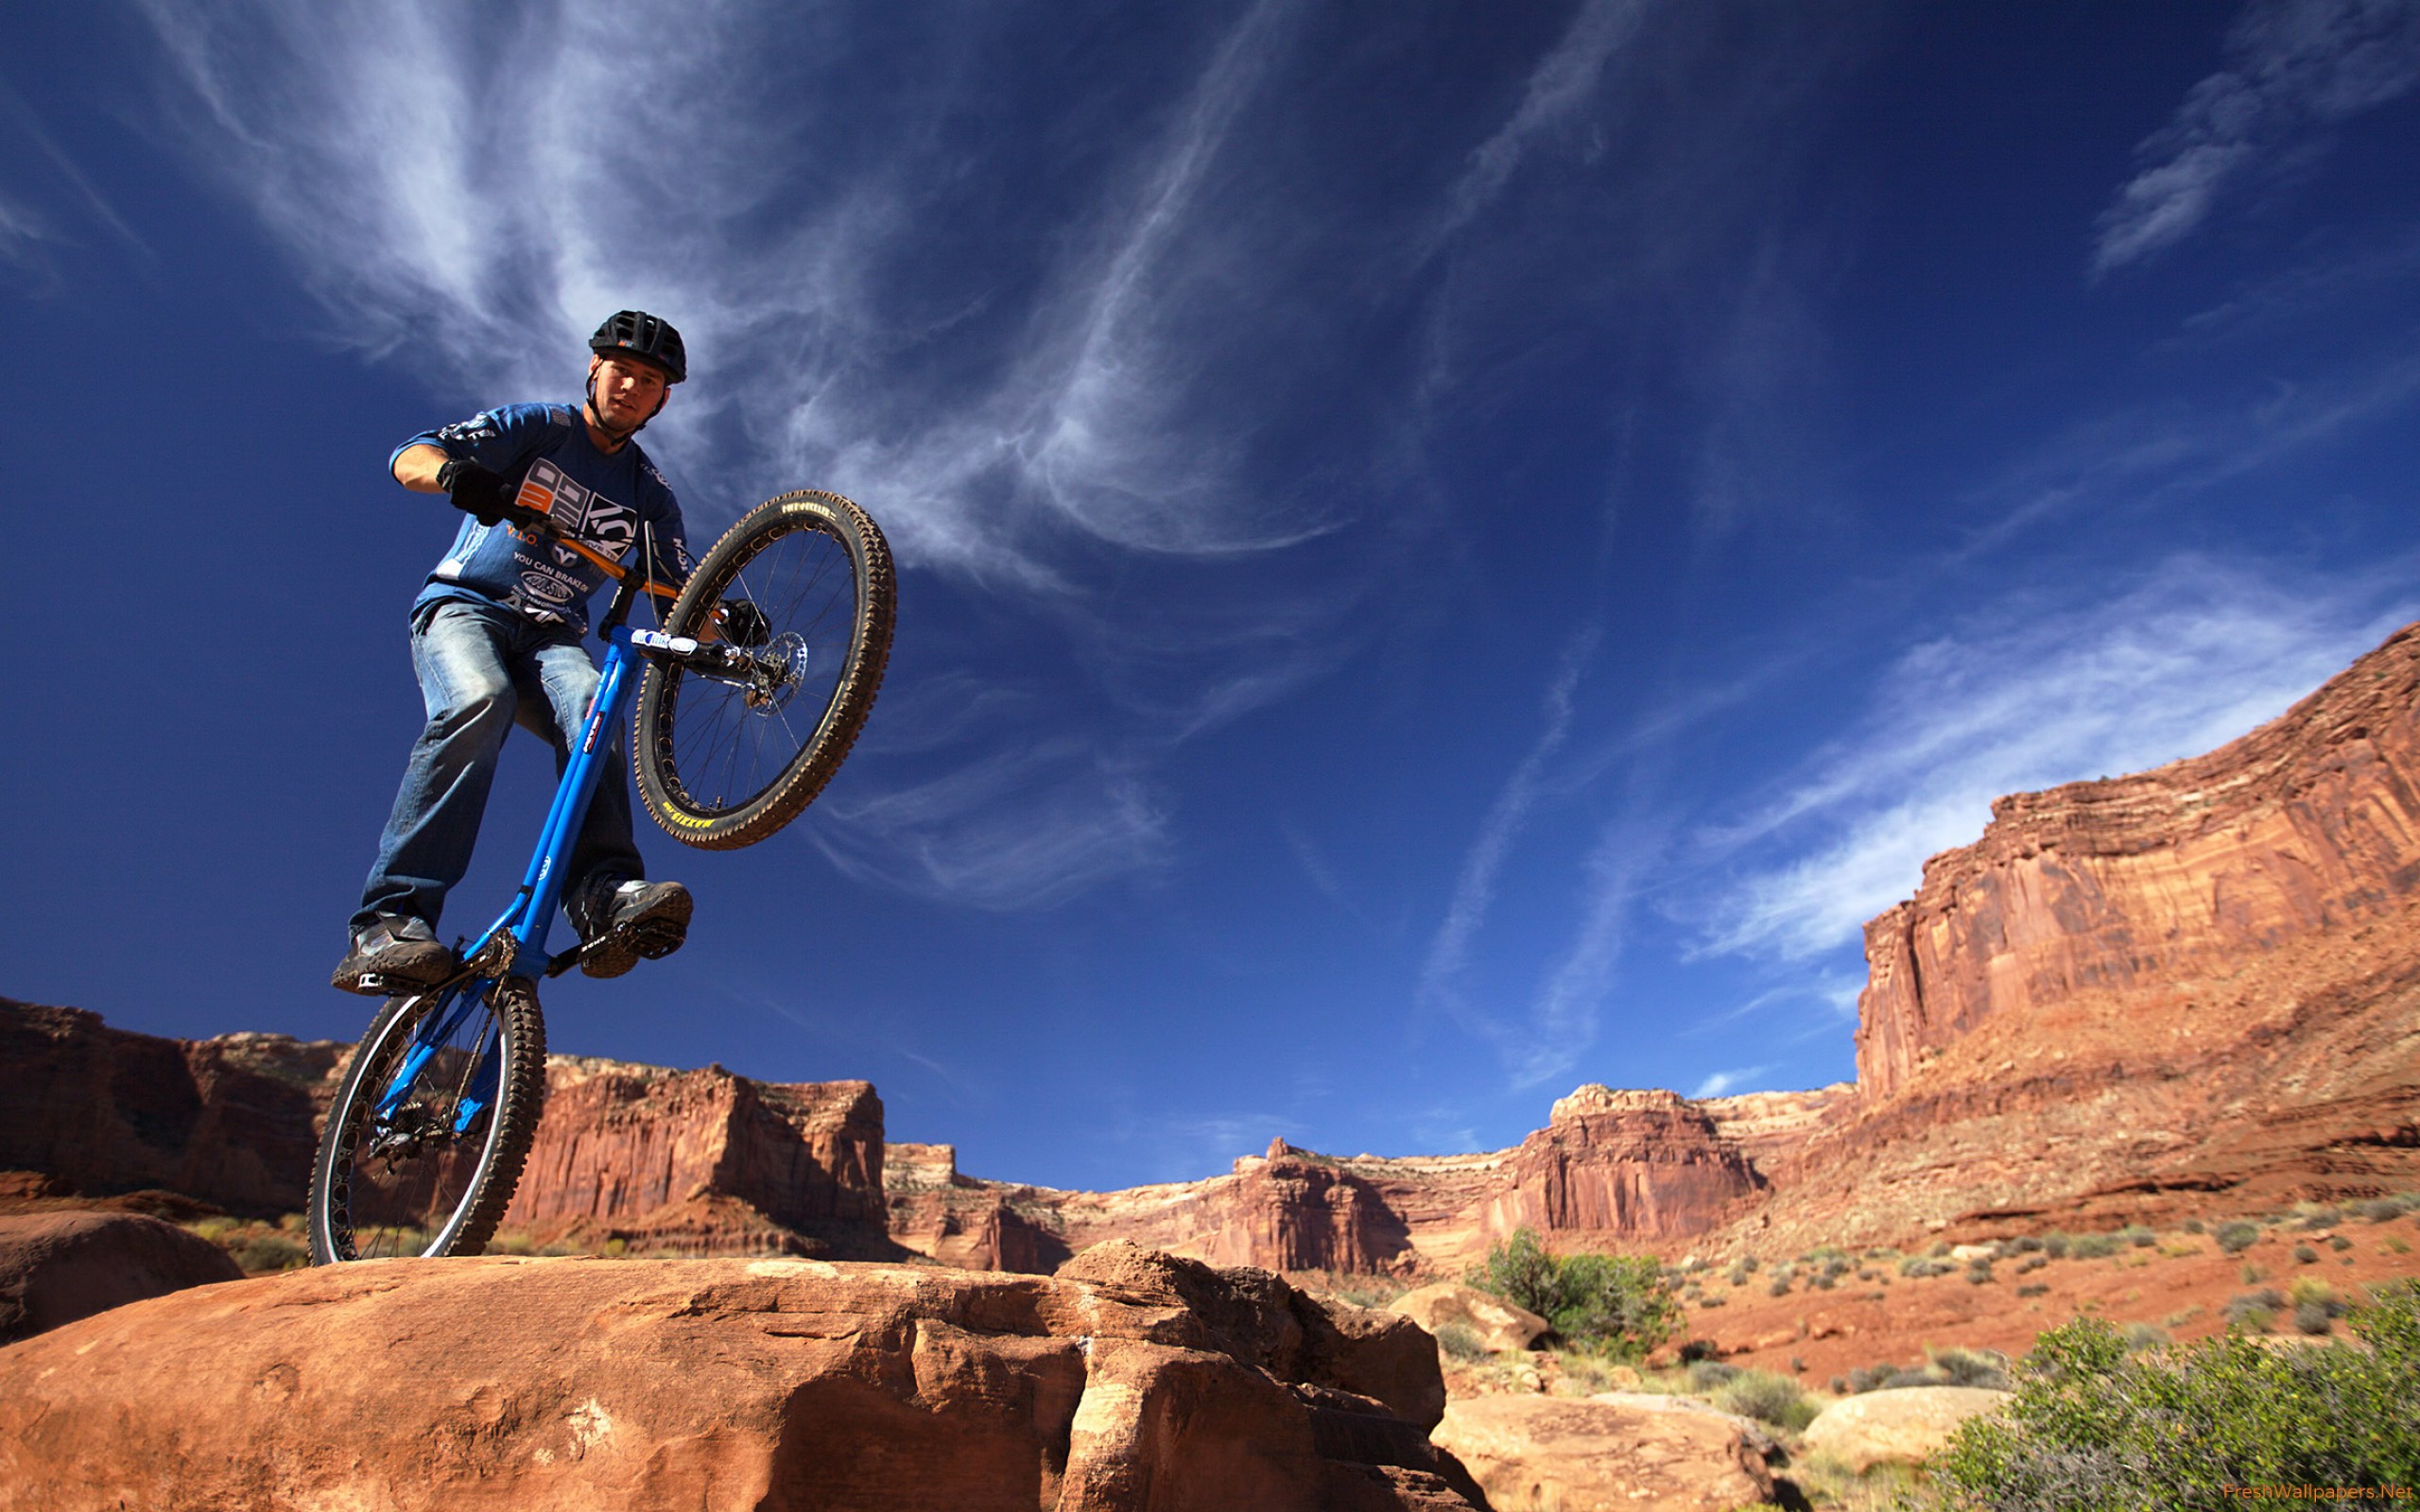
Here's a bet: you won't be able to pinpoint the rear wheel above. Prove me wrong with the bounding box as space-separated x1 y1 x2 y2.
307 975 546 1263
635 490 894 850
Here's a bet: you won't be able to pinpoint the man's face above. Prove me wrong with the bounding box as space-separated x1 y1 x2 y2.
588 353 671 432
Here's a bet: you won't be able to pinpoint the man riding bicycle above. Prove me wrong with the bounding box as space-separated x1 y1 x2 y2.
335 311 699 995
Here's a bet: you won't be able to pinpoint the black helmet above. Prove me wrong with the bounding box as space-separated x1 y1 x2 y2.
589 310 686 384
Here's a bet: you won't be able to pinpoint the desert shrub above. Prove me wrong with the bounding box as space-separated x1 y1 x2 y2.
1900 1256 1954 1279
1468 1228 1677 1360
2224 1288 2286 1332
2014 1254 2048 1275
1724 1262 1751 1286
1739 1255 1762 1274
2068 1233 2121 1260
2123 1321 2168 1351
1676 1337 1721 1364
1966 1260 1996 1285
1768 1274 1793 1297
2182 1218 2205 1234
2289 1278 2347 1316
1845 1362 1897 1393
2330 1234 2354 1252
1686 1359 1741 1392
1698 1294 1727 1308
1433 1322 1489 1362
1715 1369 1820 1432
2012 1235 2043 1254
231 1233 307 1273
2121 1225 2155 1248
2297 1208 2342 1230
2042 1231 2071 1260
2294 1303 2335 1336
2357 1196 2416 1223
2389 1235 2413 1255
2293 1244 2318 1263
2017 1282 2050 1298
1931 1347 2011 1389
1918 1280 2420 1510
2215 1220 2260 1255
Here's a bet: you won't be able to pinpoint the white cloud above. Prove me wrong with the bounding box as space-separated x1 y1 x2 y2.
2093 0 2420 273
1690 1064 1770 1099
1422 0 1655 258
806 737 1168 913
1418 625 1600 1028
1694 554 2419 960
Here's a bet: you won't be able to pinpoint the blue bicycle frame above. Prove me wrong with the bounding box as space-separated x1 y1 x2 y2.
370 536 701 1131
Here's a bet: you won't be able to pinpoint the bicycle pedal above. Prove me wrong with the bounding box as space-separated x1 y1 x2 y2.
628 919 687 959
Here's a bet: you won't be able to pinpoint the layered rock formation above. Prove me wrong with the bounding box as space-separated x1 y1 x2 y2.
0 1243 1481 1512
1857 623 2420 1099
0 1002 346 1216
891 1092 1767 1277
504 1057 890 1257
0 1002 892 1258
1730 622 2420 1250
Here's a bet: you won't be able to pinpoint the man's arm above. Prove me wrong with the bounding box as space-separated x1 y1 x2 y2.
392 442 450 492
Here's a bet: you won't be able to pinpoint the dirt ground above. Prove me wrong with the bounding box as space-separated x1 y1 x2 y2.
1617 1208 2420 1390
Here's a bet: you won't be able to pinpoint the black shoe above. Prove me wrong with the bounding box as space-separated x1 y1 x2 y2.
577 880 691 979
332 915 456 996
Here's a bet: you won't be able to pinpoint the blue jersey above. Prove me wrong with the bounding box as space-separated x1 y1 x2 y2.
397 402 692 635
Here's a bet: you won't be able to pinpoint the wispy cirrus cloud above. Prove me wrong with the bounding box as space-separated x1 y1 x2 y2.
1417 624 1600 1031
2093 0 2420 274
1420 0 1655 259
129 0 1392 908
1692 554 2419 961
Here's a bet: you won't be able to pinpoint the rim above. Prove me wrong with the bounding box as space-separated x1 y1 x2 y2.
320 984 510 1261
659 520 860 817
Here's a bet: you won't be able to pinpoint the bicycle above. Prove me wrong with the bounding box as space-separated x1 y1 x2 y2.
305 490 894 1263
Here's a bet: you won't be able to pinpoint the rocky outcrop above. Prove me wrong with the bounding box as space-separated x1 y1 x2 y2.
1388 1283 1547 1354
1858 624 2420 1100
0 1211 242 1343
893 1107 1764 1280
505 1057 890 1257
1800 1386 2010 1473
1722 624 2420 1251
0 1001 345 1216
1431 1393 1780 1511
0 1003 892 1258
1482 1087 1766 1242
0 1243 1480 1512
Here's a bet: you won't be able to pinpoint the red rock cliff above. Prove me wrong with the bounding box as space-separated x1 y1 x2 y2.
1858 623 2420 1101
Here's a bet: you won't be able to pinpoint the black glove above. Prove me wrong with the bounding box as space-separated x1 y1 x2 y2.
437 458 545 531
718 598 770 647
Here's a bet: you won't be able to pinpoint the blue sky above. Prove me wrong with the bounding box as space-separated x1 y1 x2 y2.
5 1 2417 1191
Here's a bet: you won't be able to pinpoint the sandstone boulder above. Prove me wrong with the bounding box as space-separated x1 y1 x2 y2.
0 1246 1479 1511
1799 1385 2010 1473
0 1211 242 1343
1431 1392 1776 1511
1388 1281 1548 1353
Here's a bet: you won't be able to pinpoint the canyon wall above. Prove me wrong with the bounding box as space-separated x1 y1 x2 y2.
890 1090 1772 1276
0 1002 890 1257
1857 622 2420 1100
0 1003 346 1216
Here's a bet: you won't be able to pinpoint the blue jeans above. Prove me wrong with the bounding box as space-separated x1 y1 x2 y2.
354 598 644 935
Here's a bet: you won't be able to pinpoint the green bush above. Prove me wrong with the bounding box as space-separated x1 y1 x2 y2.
2042 1231 2071 1259
1467 1228 1677 1360
2067 1232 2121 1260
2121 1224 2155 1248
1920 1280 2420 1510
2215 1220 2260 1254
1433 1322 1489 1362
1713 1369 1819 1432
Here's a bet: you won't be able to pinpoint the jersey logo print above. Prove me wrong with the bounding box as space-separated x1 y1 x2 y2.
522 458 637 557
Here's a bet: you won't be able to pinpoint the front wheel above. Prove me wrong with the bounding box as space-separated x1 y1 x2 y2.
635 490 895 850
306 975 547 1263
